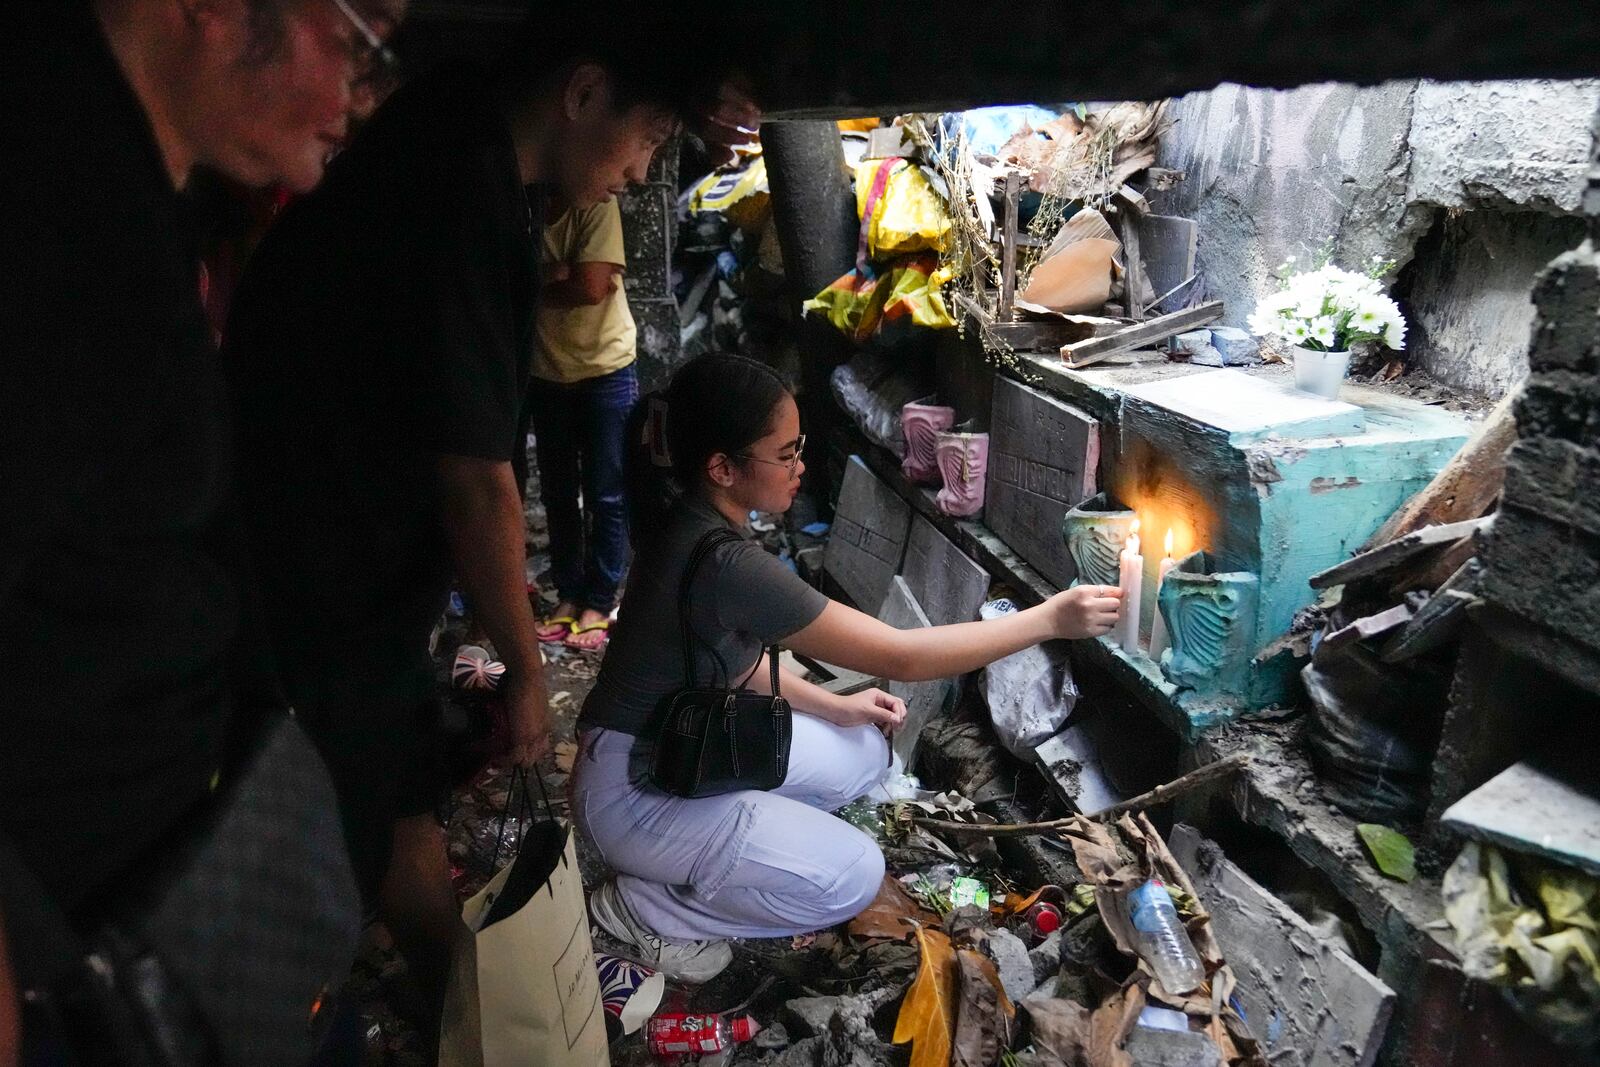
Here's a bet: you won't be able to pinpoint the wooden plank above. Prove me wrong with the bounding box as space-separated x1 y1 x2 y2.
1320 603 1414 654
1308 516 1490 590
1380 560 1483 662
1118 201 1145 323
998 172 1022 322
1060 301 1223 368
1170 824 1396 1067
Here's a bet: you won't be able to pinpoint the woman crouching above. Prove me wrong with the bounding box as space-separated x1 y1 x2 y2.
574 353 1121 982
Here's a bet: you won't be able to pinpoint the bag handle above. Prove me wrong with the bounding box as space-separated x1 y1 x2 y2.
488 765 555 874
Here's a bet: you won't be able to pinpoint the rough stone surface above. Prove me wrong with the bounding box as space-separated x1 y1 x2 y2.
1154 78 1600 398
1208 326 1260 365
1188 343 1225 367
823 455 912 612
1173 329 1212 355
781 996 843 1039
1123 1027 1225 1067
1403 211 1588 397
900 515 991 627
983 928 1038 1002
985 376 1100 590
1028 930 1063 986
619 149 682 388
1169 824 1395 1067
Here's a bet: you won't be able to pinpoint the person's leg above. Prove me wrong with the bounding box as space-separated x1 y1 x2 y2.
566 365 639 650
377 813 457 1011
528 378 585 637
575 717 889 944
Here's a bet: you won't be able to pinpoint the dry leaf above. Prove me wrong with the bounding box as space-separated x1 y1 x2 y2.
850 874 939 942
552 740 577 774
952 948 1015 1067
550 690 572 708
791 932 817 950
1023 991 1091 1066
1086 981 1143 1067
893 927 958 1067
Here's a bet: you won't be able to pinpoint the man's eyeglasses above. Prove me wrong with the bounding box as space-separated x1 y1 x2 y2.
737 434 806 477
329 0 398 89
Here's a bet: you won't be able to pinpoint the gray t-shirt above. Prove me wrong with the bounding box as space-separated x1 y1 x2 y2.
579 496 829 736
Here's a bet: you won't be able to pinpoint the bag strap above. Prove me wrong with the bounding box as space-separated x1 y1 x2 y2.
678 527 745 688
488 766 556 874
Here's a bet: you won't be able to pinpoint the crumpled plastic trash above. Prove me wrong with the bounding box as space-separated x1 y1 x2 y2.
1443 841 1600 1049
979 599 1079 760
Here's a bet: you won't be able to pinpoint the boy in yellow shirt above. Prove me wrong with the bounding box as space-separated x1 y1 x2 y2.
530 197 639 650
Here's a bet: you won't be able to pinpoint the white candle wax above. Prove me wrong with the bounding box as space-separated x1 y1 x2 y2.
1148 554 1177 661
1119 526 1143 655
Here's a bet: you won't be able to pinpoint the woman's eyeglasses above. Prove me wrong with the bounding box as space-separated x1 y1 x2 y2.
737 434 806 477
328 0 399 90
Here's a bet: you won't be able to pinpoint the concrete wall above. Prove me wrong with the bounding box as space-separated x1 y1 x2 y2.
1153 78 1600 399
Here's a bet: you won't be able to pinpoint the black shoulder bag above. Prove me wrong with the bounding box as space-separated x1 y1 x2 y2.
650 528 792 798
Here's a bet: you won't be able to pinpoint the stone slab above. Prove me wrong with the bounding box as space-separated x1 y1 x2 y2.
986 376 1100 590
1124 1027 1224 1067
1121 369 1366 443
1033 725 1125 816
1170 824 1395 1067
1135 213 1198 311
901 515 990 627
1441 759 1600 878
877 576 955 765
824 455 912 612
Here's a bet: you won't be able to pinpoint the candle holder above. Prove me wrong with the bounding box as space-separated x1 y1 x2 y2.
901 402 956 485
1061 493 1138 587
1156 551 1260 699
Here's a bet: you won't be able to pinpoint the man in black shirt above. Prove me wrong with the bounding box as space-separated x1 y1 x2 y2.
0 0 404 1055
226 16 756 1022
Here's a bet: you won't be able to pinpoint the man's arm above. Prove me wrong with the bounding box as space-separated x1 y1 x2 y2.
435 454 552 766
540 260 620 308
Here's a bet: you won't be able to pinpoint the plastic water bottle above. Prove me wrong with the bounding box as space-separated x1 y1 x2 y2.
645 1012 760 1058
1128 877 1206 993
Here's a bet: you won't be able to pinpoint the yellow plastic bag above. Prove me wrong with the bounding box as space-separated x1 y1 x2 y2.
803 252 956 344
684 154 769 233
854 158 952 259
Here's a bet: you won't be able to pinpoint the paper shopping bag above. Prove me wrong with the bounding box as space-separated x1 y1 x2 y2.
439 773 608 1067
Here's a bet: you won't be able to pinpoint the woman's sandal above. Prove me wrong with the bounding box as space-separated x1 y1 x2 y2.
537 615 577 644
565 619 612 651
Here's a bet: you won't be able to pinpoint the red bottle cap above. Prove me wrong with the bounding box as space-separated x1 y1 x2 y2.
730 1015 761 1044
1029 902 1062 935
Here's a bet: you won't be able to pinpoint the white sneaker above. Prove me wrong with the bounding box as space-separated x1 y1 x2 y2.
587 879 732 984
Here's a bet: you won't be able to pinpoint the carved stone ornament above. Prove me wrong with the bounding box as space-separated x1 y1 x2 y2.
1062 492 1138 587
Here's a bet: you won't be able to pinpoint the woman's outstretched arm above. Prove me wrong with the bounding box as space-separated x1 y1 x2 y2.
784 585 1122 683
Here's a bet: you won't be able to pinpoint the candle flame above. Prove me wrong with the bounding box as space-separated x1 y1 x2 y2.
1164 528 1174 557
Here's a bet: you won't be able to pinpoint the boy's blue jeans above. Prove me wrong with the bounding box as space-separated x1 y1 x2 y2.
527 363 639 615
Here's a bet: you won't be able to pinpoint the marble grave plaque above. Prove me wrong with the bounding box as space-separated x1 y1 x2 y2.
823 455 912 612
986 377 1100 590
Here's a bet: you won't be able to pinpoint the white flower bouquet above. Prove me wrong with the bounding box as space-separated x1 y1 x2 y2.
1248 255 1407 353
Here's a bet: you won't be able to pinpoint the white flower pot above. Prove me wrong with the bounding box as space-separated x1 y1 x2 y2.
1292 345 1351 399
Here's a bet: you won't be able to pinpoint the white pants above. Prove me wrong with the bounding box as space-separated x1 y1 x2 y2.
572 714 890 941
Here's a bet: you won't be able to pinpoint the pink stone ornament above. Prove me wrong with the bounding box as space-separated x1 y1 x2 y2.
935 431 989 518
901 402 956 485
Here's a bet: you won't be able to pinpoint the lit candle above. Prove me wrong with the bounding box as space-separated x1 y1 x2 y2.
1149 529 1177 662
1118 519 1143 654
